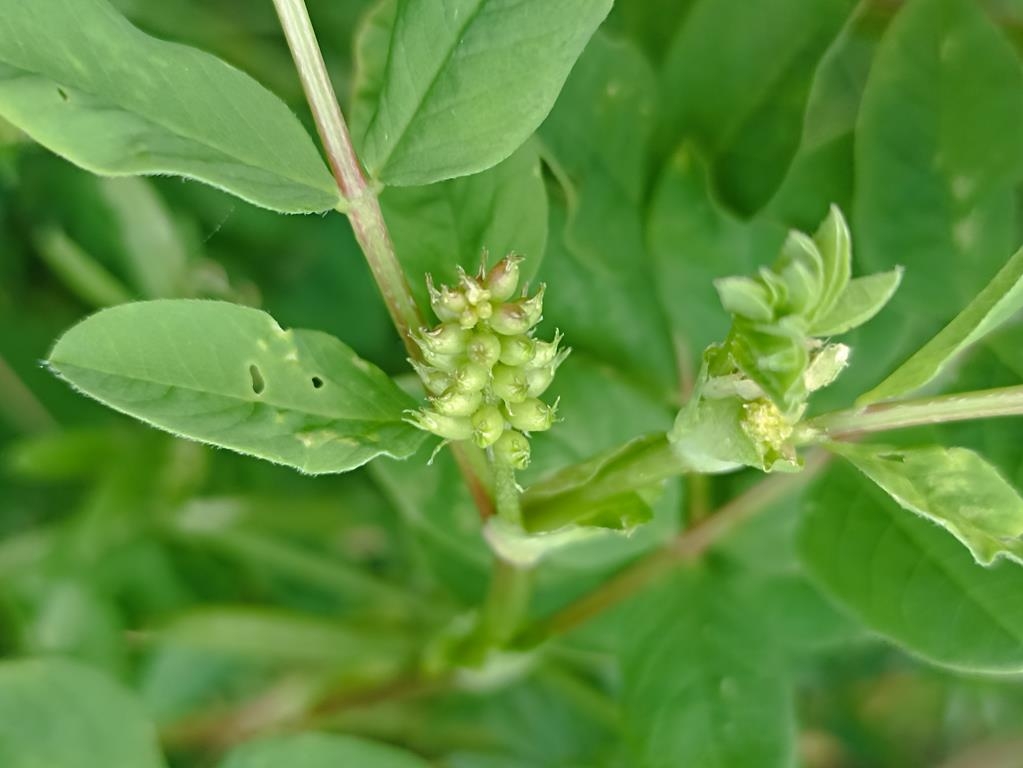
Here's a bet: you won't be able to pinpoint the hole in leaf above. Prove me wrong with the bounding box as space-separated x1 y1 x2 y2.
249 364 265 395
57 87 69 102
311 376 324 389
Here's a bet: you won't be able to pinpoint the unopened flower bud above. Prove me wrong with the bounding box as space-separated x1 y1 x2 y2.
489 304 532 336
405 410 473 441
521 284 545 326
504 397 556 432
525 365 555 397
466 331 501 368
492 364 529 403
531 331 564 368
411 360 451 395
457 267 490 306
427 275 467 322
450 362 489 393
431 388 483 417
485 254 523 302
499 335 535 367
419 345 460 372
417 323 468 355
475 301 493 320
494 429 531 470
471 404 504 448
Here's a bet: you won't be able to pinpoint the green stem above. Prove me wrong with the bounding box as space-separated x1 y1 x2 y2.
514 450 832 647
272 0 422 358
805 384 1023 439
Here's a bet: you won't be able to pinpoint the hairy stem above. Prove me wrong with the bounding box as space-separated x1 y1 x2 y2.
272 0 421 357
515 450 831 646
806 384 1023 439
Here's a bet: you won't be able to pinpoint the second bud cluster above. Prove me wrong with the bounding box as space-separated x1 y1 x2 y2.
406 255 567 469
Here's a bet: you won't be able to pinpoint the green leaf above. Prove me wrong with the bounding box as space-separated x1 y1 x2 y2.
648 147 784 365
353 0 612 185
808 268 903 337
218 733 431 768
860 247 1023 404
0 658 166 768
855 0 1023 315
831 443 1023 566
97 177 189 299
381 143 548 311
48 300 424 474
659 0 853 214
0 0 338 213
539 34 677 394
799 460 1023 672
621 566 796 767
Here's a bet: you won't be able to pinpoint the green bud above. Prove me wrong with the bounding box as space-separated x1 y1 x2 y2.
524 365 555 397
531 331 564 368
450 362 489 393
489 304 532 336
431 388 483 417
471 404 505 448
485 254 523 302
494 429 531 470
504 397 556 432
492 363 529 403
417 323 468 355
405 410 473 441
499 334 535 366
411 360 450 395
427 275 467 322
466 331 502 368
419 345 460 372
457 267 490 306
521 284 545 326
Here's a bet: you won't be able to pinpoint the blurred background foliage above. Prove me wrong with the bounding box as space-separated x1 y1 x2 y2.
2 0 1023 766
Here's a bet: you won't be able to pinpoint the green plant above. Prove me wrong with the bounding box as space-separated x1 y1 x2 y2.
2 0 1023 765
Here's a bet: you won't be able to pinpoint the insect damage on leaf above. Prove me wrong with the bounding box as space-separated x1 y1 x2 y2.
405 254 568 470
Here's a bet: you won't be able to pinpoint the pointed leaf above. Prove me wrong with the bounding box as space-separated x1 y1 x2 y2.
0 658 166 768
0 0 338 213
356 0 612 185
831 443 1023 566
800 461 1023 672
808 268 903 336
48 300 424 474
861 246 1023 404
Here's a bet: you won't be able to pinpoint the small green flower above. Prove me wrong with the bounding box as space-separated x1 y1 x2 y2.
405 254 567 470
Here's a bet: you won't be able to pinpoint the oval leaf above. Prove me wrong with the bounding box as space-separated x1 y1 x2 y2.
356 0 612 185
860 246 1023 404
48 300 424 474
832 443 1023 567
0 658 166 768
218 733 431 768
799 460 1023 672
0 0 338 213
808 268 903 337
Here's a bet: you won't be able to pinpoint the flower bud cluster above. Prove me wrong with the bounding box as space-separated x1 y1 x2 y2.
406 255 568 470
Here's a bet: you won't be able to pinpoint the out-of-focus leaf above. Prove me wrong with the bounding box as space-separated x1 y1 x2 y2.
832 442 1023 567
48 300 424 474
621 566 796 767
33 228 133 308
861 246 1023 404
800 460 1023 672
0 0 338 212
382 143 548 311
97 177 189 299
659 0 854 214
539 34 676 395
855 0 1023 315
353 0 612 185
0 658 166 768
218 733 431 768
